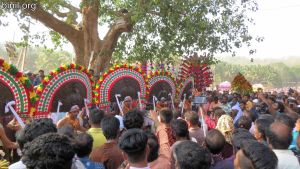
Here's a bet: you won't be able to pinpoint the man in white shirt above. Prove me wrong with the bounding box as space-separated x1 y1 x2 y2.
118 129 150 169
267 121 300 169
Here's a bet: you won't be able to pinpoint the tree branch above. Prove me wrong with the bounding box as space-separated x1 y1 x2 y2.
22 4 82 43
62 2 81 13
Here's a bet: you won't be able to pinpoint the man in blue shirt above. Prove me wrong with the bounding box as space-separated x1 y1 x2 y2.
74 133 105 169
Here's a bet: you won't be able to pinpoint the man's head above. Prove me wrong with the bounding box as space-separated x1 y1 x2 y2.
231 97 238 105
275 114 295 129
173 140 211 169
158 108 173 124
69 105 80 118
242 94 250 102
38 70 44 77
232 128 255 154
124 96 133 107
239 101 246 111
171 119 189 140
243 110 256 123
101 116 120 140
22 133 75 169
267 121 293 149
237 116 252 130
118 129 148 164
253 118 273 142
184 111 199 128
74 133 93 158
18 118 57 150
145 132 159 163
123 109 144 129
89 108 105 126
205 129 225 155
221 95 228 104
234 140 278 169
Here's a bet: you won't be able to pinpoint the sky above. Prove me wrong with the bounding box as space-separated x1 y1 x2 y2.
0 0 300 59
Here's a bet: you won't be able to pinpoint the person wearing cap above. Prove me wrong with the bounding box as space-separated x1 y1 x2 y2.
57 105 87 132
122 96 133 114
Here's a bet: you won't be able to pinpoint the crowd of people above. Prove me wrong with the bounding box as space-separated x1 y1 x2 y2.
0 88 300 169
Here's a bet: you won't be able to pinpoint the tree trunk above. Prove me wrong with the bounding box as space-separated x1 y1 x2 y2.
14 0 132 73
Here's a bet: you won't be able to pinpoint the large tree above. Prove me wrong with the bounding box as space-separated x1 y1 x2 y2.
1 0 259 74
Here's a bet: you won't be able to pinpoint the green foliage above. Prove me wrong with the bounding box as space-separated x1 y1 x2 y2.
212 61 300 88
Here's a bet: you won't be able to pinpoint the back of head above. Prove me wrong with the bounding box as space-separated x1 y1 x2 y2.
57 124 75 139
275 114 295 129
74 133 93 158
159 108 173 124
101 116 120 140
205 129 226 154
22 133 75 169
171 119 189 140
173 140 211 169
118 129 148 163
254 118 273 141
267 121 293 149
240 140 278 169
184 111 199 126
232 128 255 153
23 118 57 144
123 109 144 129
145 132 159 163
89 108 105 125
237 116 252 130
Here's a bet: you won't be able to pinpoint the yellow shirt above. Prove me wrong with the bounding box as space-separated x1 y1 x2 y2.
87 128 106 149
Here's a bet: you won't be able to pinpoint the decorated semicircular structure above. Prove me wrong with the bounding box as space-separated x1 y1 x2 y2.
35 64 94 118
178 76 194 100
148 71 176 102
0 58 36 118
95 64 147 110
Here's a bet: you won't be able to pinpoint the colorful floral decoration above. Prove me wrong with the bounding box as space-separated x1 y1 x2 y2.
147 70 177 100
178 53 216 92
95 64 147 110
178 76 194 98
231 73 253 95
35 64 93 118
0 58 36 118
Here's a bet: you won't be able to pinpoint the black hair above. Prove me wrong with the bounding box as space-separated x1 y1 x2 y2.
237 116 252 130
232 128 255 153
118 129 148 163
123 109 144 129
258 114 274 121
255 118 274 141
184 111 199 126
173 109 182 120
275 114 295 129
101 116 120 140
266 122 293 149
145 132 159 162
22 133 75 169
276 101 285 113
243 110 256 122
173 140 211 169
205 129 225 154
89 108 105 125
74 133 93 158
23 118 57 144
240 140 278 169
159 108 173 123
57 124 75 139
171 119 189 140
